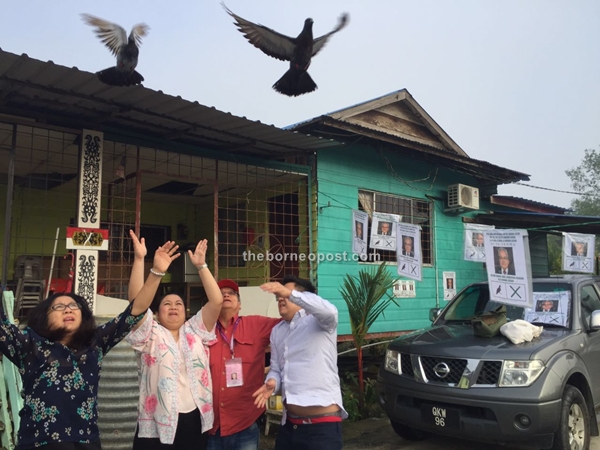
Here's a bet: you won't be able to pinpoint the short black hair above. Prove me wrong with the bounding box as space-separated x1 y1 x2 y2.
27 292 96 350
151 291 185 314
281 275 316 294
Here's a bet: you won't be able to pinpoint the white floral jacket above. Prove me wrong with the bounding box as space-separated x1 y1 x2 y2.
126 308 216 444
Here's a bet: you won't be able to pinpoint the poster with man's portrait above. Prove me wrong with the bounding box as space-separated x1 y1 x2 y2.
562 232 595 274
396 223 422 281
524 291 570 327
351 210 369 256
463 223 494 262
370 212 400 251
443 271 456 301
484 229 533 308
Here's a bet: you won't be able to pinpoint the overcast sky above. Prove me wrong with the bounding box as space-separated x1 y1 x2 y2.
2 0 598 209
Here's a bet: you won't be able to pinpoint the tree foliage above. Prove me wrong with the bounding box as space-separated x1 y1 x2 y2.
565 148 600 215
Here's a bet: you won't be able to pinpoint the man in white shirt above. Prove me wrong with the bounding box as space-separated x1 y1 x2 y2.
253 276 346 450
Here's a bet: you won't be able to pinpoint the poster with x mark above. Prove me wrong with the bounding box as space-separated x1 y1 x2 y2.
484 229 533 308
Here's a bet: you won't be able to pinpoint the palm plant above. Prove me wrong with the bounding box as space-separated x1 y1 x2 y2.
339 262 397 411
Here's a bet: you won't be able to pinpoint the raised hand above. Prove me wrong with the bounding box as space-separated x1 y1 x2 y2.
188 239 208 269
260 282 292 299
153 241 180 273
252 379 277 409
129 230 147 260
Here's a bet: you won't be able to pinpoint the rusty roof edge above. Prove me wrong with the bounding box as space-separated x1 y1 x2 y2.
0 48 342 153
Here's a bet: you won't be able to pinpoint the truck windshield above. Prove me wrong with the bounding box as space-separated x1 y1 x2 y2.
440 282 572 328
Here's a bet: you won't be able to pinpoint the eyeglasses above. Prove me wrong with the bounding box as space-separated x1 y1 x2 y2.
50 302 81 312
221 290 238 297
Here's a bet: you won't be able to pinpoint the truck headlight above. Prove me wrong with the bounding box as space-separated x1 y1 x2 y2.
384 350 400 374
499 360 544 387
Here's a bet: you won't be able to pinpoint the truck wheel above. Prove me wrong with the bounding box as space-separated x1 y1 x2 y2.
552 385 590 450
390 420 429 441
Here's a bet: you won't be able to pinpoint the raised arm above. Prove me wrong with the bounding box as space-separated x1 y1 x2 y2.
188 239 222 331
288 290 338 331
131 241 180 316
128 230 147 302
260 282 338 331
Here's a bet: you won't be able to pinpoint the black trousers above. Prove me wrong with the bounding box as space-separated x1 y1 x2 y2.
275 421 342 450
133 409 208 450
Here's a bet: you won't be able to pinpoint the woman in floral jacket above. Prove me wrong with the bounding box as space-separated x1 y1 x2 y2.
126 232 222 450
0 239 180 450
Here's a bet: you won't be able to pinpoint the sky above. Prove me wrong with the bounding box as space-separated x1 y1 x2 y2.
1 0 599 209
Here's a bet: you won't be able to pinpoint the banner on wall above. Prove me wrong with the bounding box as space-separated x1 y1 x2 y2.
370 212 401 251
562 232 595 273
483 229 533 308
396 223 422 281
463 223 495 262
351 210 369 256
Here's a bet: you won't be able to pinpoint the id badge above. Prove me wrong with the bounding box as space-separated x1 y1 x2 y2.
225 357 243 387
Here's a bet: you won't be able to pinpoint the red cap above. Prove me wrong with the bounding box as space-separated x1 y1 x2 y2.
217 279 239 294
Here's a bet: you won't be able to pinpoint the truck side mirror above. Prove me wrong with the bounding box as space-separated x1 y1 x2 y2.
590 310 600 331
429 308 441 322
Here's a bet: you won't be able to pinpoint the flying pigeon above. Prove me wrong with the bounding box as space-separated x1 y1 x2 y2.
81 13 149 87
223 3 349 97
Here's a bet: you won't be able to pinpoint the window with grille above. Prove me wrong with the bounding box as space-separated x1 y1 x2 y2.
218 203 247 268
358 190 433 264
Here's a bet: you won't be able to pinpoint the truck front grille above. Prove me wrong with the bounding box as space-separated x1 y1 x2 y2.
400 353 414 378
475 361 502 385
420 356 467 385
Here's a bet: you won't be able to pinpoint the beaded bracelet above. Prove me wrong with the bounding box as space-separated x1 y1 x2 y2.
150 268 166 277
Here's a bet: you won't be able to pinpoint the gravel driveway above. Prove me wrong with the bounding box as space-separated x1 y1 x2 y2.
260 415 600 450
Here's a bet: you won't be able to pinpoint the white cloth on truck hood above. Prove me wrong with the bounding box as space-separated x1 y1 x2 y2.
500 320 543 344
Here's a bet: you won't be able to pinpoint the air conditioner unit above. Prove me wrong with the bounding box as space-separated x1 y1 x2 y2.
447 184 479 210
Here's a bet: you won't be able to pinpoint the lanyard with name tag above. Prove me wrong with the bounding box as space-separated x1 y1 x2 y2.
218 319 244 387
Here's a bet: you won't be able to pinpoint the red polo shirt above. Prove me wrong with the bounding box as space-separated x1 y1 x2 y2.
209 315 281 436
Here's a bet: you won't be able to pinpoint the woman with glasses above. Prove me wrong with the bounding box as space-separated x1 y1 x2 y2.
125 231 223 450
0 239 181 450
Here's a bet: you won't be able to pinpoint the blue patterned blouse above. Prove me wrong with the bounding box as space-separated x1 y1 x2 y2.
0 302 143 449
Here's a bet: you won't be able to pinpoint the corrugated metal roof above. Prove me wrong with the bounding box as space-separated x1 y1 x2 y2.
0 49 340 158
491 195 570 214
287 90 530 185
288 89 468 156
473 211 600 234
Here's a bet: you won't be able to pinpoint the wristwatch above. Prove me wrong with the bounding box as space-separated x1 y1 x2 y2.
197 263 208 270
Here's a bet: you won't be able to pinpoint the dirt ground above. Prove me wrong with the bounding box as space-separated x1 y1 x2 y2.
259 416 600 450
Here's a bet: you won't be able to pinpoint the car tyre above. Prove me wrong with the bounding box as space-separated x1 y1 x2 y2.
390 420 429 441
552 385 590 450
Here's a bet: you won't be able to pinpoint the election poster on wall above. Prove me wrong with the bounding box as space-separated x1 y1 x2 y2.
396 223 422 281
443 271 456 301
562 232 595 274
370 212 400 251
351 210 369 256
483 229 533 308
463 223 494 262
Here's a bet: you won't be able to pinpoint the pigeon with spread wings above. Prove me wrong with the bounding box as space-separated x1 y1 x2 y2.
81 14 149 87
223 3 349 97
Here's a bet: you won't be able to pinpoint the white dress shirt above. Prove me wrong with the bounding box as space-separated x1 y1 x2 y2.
266 290 347 423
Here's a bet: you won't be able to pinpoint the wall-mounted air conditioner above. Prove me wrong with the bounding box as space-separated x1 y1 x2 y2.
447 184 479 210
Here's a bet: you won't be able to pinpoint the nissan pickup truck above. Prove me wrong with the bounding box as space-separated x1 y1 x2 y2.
377 275 600 450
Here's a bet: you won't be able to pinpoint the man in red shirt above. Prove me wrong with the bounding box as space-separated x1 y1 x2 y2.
207 279 281 450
